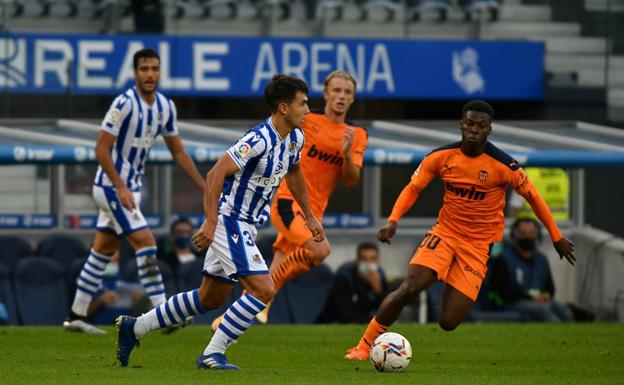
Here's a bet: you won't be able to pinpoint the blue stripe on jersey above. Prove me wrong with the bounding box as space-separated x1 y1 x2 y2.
230 123 273 220
223 215 249 272
155 95 163 137
288 130 298 169
103 187 132 233
246 132 277 221
133 106 153 188
231 155 262 220
219 175 235 208
126 88 144 189
165 99 175 134
111 102 133 183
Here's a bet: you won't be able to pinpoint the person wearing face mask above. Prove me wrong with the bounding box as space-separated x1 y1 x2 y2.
87 251 151 325
161 217 199 272
317 242 389 324
489 218 573 322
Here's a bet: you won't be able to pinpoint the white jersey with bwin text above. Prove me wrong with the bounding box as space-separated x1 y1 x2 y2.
219 117 304 226
94 87 179 191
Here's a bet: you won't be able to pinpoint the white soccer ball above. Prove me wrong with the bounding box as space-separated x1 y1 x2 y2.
369 332 412 372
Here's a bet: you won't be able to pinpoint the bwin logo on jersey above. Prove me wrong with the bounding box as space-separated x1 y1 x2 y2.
0 38 27 88
452 47 485 95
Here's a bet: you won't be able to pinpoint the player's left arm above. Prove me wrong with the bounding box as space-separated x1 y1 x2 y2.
164 135 205 190
341 126 366 187
285 163 325 242
511 168 575 265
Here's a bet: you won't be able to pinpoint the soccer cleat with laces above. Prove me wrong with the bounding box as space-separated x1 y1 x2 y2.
344 345 370 361
115 316 140 367
196 353 240 370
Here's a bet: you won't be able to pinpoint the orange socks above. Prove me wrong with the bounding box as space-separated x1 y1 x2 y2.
358 317 388 352
271 248 317 292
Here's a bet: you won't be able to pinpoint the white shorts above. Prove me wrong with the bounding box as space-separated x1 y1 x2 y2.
92 185 147 236
202 215 269 284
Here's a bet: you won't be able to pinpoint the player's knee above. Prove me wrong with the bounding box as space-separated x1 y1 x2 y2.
395 278 420 304
248 285 275 305
311 243 331 262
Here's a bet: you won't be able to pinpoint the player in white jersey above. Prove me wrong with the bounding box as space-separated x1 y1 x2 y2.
115 74 324 370
63 48 205 334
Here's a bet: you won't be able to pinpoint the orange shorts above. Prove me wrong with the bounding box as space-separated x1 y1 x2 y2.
411 230 491 301
270 198 314 254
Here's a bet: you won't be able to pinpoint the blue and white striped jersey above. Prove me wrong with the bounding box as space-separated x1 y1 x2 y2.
219 117 304 225
94 87 178 191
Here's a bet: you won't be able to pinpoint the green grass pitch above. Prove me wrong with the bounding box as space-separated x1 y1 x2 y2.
0 323 622 385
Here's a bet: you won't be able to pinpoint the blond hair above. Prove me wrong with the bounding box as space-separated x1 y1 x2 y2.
323 70 357 93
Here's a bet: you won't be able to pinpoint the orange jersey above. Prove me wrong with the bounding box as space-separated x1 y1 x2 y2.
275 112 368 218
389 141 562 244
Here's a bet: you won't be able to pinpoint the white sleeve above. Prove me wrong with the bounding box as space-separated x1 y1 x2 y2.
162 98 179 137
226 131 267 170
101 95 132 136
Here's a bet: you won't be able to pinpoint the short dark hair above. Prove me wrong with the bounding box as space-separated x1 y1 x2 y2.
462 100 494 121
357 242 379 257
170 217 193 235
510 217 542 241
133 48 160 70
264 74 309 113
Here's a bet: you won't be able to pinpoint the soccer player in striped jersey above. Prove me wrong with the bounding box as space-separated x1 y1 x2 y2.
63 48 205 334
115 74 324 370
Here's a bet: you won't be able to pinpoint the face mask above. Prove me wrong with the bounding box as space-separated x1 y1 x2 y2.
358 261 379 274
516 238 536 252
174 236 192 249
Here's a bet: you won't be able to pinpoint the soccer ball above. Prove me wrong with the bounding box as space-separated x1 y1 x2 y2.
369 332 412 372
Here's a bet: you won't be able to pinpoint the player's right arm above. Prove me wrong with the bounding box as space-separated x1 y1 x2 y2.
192 153 240 251
378 154 439 244
192 131 266 251
96 95 134 210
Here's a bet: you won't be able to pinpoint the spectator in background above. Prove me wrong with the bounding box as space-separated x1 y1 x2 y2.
508 167 569 221
88 251 151 326
317 242 389 323
161 217 198 272
131 0 165 33
490 218 573 322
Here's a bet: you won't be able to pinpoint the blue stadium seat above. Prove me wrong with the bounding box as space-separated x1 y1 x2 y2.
0 235 33 273
175 258 204 292
0 262 19 325
407 0 450 22
13 257 68 325
121 259 178 299
285 263 334 323
66 257 88 303
36 234 88 267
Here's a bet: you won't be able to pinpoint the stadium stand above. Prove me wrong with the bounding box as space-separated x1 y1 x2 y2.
285 264 334 324
14 257 68 325
0 235 33 273
36 234 89 267
0 261 18 325
121 258 179 299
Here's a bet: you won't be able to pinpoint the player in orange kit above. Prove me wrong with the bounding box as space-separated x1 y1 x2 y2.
268 70 368 297
344 100 576 360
